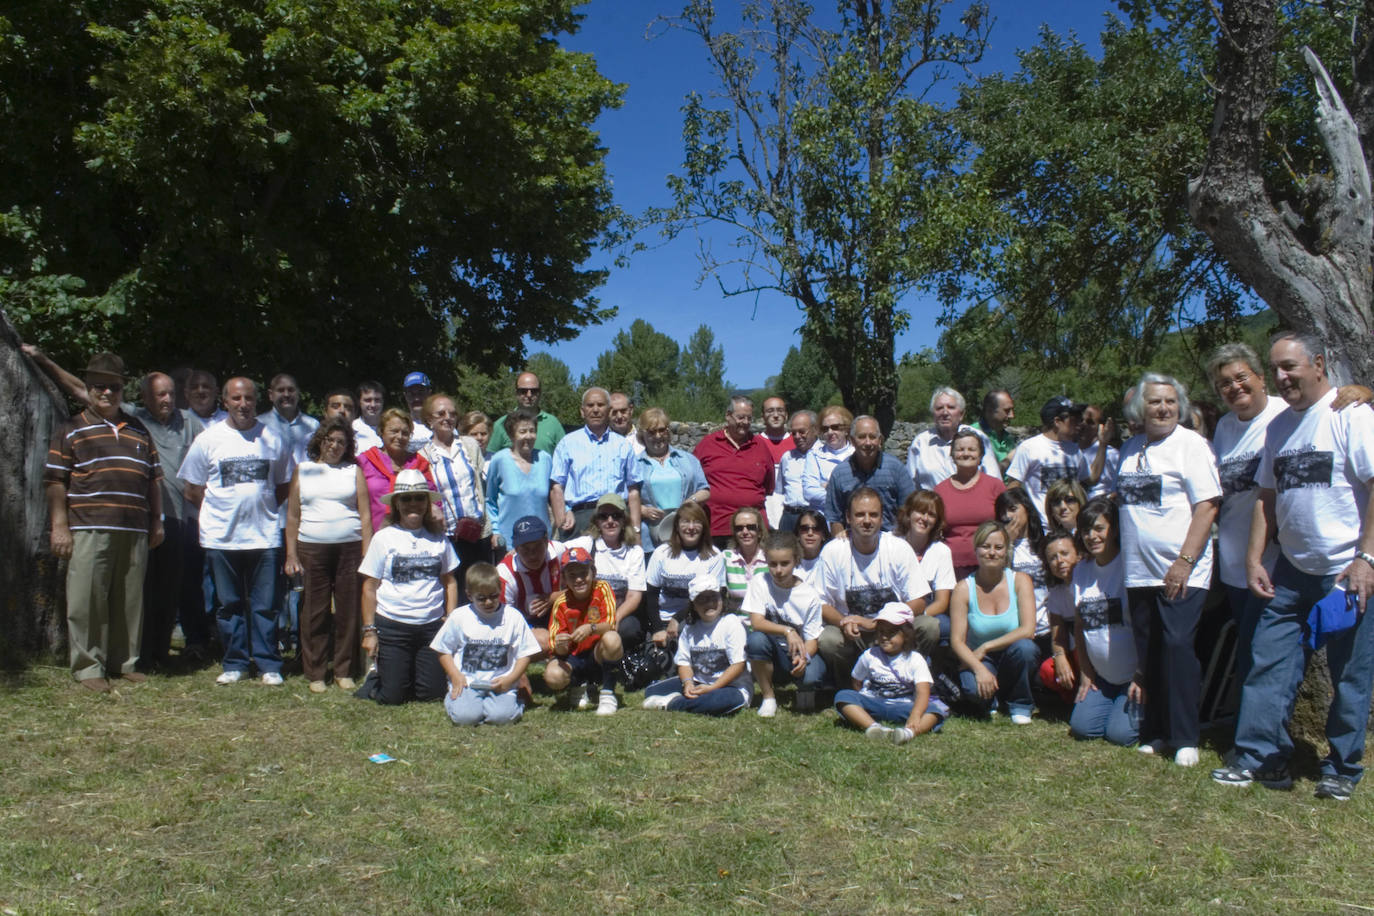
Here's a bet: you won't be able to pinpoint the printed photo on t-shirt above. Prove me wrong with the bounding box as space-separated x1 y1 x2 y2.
220 457 270 486
1078 595 1124 631
867 670 912 699
1275 448 1334 492
461 641 509 673
1219 454 1261 498
391 554 441 584
1036 463 1077 487
846 585 897 619
1116 472 1162 506
690 647 730 682
660 573 693 599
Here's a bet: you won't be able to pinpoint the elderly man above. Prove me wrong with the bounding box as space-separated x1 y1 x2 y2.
813 488 933 682
824 416 914 537
609 391 644 456
1006 395 1111 524
974 390 1017 474
178 378 294 685
907 387 1001 489
45 353 165 691
1212 331 1374 801
549 387 641 540
132 372 205 669
489 371 567 454
694 396 776 546
776 410 818 533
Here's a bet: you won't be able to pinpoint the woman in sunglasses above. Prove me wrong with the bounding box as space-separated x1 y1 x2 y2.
723 507 769 615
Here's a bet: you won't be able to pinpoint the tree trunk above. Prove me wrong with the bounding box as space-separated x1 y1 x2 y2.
0 309 68 668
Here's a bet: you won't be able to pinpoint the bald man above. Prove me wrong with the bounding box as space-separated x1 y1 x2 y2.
489 371 567 454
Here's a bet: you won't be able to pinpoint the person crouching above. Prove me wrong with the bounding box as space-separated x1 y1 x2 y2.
543 547 624 715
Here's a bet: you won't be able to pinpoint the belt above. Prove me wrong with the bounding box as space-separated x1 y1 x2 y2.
569 500 600 511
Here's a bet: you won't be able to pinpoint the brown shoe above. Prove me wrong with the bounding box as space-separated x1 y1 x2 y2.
335 677 357 691
120 672 148 684
79 677 110 693
308 680 327 694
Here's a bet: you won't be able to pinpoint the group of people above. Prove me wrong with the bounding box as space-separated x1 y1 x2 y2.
35 328 1374 800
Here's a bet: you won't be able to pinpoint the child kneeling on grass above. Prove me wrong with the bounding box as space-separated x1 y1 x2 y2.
544 547 623 716
430 563 542 726
744 532 826 717
642 574 752 716
835 602 947 744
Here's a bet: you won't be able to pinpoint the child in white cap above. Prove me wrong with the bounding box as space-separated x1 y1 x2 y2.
641 573 752 715
834 602 948 743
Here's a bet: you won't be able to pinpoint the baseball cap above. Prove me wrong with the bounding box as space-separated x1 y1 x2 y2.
511 515 549 548
875 602 914 626
403 371 431 389
558 546 594 571
688 573 723 601
1039 395 1085 427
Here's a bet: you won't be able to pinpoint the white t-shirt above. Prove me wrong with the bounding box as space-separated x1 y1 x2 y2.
1083 442 1119 499
813 533 930 617
646 546 726 622
1070 554 1136 686
352 418 383 454
1006 433 1090 524
1213 397 1287 588
498 543 566 619
675 614 753 699
296 460 362 544
408 419 433 453
907 427 999 490
178 420 294 550
429 603 541 681
916 540 956 596
851 646 933 699
566 535 647 601
358 524 458 624
1257 389 1374 576
741 574 824 641
1011 538 1050 636
1115 425 1221 589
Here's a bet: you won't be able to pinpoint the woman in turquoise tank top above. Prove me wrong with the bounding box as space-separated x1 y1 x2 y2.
949 520 1040 723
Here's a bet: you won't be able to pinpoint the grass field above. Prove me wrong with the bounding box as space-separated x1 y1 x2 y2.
3 664 1374 915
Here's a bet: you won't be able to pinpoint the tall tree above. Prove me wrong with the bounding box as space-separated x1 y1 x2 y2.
1188 0 1374 384
678 323 728 416
656 0 989 431
584 318 682 401
772 334 839 413
0 0 620 391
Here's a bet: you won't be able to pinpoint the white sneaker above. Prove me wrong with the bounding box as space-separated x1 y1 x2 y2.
890 727 915 745
865 723 893 740
261 672 284 686
1138 739 1164 756
215 670 243 685
1010 713 1033 726
1174 746 1200 767
595 690 618 716
643 693 678 710
757 697 778 718
577 692 591 710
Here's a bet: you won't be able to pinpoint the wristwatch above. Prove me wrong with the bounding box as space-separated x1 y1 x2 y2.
1178 552 1197 566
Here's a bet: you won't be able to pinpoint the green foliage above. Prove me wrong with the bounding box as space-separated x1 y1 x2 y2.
581 319 729 421
656 0 990 429
771 334 840 413
1 0 620 393
676 324 728 416
452 351 580 426
895 348 953 422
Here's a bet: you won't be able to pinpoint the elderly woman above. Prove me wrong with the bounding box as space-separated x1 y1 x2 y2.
485 406 553 555
635 407 710 549
934 427 1007 579
357 407 437 537
801 405 855 510
421 394 491 591
949 521 1040 723
284 417 370 692
1116 371 1221 767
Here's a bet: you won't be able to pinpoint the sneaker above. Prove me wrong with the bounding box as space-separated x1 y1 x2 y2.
216 670 244 686
1010 713 1033 726
596 690 618 716
120 672 148 684
642 693 677 710
1315 775 1355 801
1174 746 1200 767
1211 764 1293 790
336 677 357 691
577 692 591 710
1137 739 1163 756
308 680 327 694
261 672 284 686
865 723 893 741
757 697 778 718
890 727 915 745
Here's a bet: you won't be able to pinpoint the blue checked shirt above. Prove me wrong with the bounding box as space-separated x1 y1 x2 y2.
550 426 640 506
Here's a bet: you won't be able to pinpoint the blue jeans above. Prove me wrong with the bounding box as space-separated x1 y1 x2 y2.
835 688 949 724
958 638 1039 717
1232 555 1374 781
207 547 281 675
1069 678 1141 746
445 687 523 726
1226 584 1266 690
746 630 826 688
645 676 748 716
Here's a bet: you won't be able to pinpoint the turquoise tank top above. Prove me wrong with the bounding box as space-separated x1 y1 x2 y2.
966 569 1019 649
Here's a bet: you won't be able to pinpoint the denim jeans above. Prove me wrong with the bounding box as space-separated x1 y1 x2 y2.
207 547 281 675
1226 584 1266 690
835 687 949 724
1069 678 1141 746
644 676 748 716
746 630 826 688
445 687 523 726
957 637 1039 718
1232 555 1374 781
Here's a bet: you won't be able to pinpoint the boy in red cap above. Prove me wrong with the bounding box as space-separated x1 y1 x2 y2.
544 546 623 715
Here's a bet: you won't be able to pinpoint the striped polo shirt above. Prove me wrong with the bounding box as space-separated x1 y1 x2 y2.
45 408 161 533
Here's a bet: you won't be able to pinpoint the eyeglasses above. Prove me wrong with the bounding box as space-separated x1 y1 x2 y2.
88 382 119 392
734 523 760 532
516 387 540 395
1216 372 1253 393
822 423 847 431
797 524 823 533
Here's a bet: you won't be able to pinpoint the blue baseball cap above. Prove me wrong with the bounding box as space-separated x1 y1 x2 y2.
511 515 549 547
403 371 431 389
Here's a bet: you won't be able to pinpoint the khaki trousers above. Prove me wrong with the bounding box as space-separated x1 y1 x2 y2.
67 529 148 680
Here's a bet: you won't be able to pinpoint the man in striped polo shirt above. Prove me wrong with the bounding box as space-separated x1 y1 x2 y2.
45 352 165 692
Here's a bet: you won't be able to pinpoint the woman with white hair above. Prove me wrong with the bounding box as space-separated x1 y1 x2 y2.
1116 372 1221 767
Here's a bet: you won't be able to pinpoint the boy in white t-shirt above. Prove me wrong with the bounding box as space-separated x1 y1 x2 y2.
431 563 542 726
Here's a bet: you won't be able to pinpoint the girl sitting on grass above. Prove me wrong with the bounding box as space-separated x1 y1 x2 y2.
743 532 825 717
642 574 752 716
834 602 947 744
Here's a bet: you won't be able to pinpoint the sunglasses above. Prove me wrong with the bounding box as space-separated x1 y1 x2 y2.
516 387 540 394
595 512 623 522
734 523 760 533
797 524 823 533
87 382 119 392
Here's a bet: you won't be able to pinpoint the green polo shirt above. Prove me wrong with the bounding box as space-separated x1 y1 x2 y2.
488 409 567 454
974 420 1017 468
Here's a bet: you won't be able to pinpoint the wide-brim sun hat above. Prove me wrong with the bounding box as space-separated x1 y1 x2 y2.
653 510 678 544
381 468 441 505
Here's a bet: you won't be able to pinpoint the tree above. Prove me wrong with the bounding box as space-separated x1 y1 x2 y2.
771 334 839 413
0 0 620 392
1188 0 1374 384
584 319 682 401
656 0 990 431
678 323 728 417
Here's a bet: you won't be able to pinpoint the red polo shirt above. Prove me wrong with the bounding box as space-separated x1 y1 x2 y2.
694 429 776 537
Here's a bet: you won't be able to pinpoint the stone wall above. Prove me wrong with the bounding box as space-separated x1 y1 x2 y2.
665 419 1033 457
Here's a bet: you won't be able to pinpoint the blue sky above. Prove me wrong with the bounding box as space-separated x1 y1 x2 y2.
548 1 1118 389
